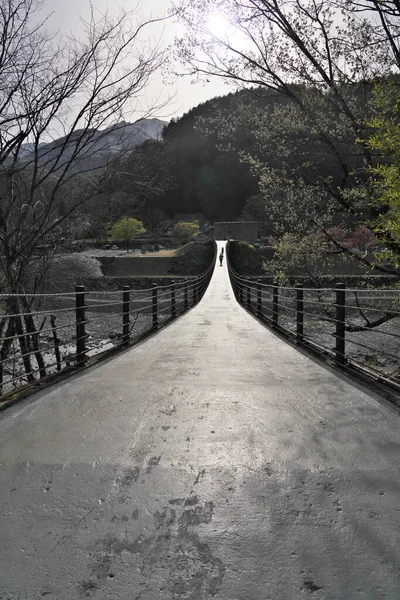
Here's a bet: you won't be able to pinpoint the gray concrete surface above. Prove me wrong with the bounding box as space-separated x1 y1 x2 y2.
1 243 400 599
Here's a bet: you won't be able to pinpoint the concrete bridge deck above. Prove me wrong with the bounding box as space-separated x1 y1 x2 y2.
1 243 400 599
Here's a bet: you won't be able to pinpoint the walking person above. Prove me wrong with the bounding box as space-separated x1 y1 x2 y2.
219 251 223 266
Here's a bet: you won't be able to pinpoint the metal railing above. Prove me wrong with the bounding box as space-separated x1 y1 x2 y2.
228 259 400 394
0 250 216 400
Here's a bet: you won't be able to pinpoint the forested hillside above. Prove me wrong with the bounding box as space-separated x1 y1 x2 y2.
86 89 264 233
86 81 377 244
159 94 259 220
89 83 364 230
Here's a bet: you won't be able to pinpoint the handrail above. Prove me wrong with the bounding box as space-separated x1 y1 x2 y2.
0 241 217 401
226 244 400 395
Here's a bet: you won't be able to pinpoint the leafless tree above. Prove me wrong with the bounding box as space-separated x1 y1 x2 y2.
174 0 399 97
0 0 170 389
173 0 400 265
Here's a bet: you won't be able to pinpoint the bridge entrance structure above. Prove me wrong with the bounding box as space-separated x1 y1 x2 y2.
213 221 261 242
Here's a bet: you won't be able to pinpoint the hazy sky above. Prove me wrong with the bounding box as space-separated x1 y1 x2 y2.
45 0 232 122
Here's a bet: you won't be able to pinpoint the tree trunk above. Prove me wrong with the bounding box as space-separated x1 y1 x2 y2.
23 313 47 379
9 297 35 384
20 294 47 379
0 317 15 395
50 315 62 371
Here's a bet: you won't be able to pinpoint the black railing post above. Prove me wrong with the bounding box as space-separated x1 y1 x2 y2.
246 283 251 309
257 279 262 317
296 283 304 342
239 281 243 304
152 283 158 329
171 279 176 318
184 280 189 310
272 282 279 326
75 285 87 366
122 285 130 344
50 314 61 371
335 283 346 364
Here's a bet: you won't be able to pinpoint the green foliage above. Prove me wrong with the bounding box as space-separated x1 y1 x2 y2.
227 240 265 275
109 217 145 249
365 81 400 264
268 230 370 284
269 233 332 284
170 221 200 243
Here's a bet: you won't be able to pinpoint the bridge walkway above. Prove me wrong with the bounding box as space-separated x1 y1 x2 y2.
1 243 400 598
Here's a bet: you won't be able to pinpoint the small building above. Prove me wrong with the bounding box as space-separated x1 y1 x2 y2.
213 222 262 243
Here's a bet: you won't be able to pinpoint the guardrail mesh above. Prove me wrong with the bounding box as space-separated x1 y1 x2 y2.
228 260 400 393
0 250 216 400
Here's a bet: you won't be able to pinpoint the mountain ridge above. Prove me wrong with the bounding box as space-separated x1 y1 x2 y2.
18 118 168 168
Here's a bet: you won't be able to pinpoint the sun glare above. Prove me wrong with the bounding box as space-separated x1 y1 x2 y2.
206 12 232 40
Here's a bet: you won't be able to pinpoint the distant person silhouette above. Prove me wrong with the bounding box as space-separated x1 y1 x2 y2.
219 252 223 266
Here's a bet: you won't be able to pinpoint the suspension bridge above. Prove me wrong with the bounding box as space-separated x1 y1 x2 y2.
1 242 400 599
